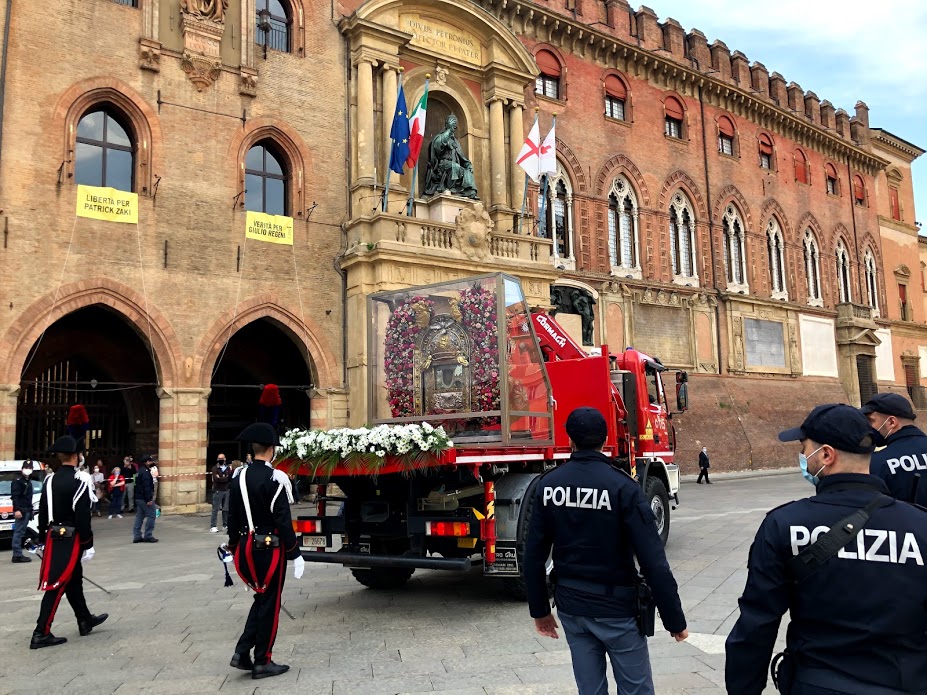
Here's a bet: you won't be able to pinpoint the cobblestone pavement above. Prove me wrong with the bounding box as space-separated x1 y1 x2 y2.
0 474 809 695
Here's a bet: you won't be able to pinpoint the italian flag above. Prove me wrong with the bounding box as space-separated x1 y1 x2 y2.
405 83 428 168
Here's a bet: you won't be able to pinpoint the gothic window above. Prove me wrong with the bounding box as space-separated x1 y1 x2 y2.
803 230 822 305
718 115 735 156
245 141 288 215
664 97 684 139
75 107 135 192
607 176 639 275
865 250 879 314
535 50 561 100
604 75 627 121
758 133 774 170
825 163 839 196
836 241 852 303
767 218 787 300
722 205 748 290
669 191 697 279
538 164 574 262
256 0 291 54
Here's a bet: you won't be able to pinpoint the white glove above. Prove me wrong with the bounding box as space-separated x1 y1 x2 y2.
82 548 95 563
292 555 305 579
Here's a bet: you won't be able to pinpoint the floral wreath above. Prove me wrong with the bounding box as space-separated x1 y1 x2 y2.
457 284 500 415
384 296 434 417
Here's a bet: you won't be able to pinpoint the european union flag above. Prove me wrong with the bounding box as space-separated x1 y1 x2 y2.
389 83 411 175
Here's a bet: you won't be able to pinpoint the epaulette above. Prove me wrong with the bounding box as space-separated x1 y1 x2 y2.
271 469 295 504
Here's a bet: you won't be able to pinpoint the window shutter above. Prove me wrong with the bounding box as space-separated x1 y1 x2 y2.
854 176 865 202
794 151 808 184
899 284 908 303
718 116 735 137
536 50 561 77
604 75 627 100
758 134 773 155
890 187 900 220
825 163 837 179
664 97 684 120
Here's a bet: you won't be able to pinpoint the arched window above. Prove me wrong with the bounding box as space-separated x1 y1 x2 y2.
669 191 697 279
256 0 291 54
538 164 574 265
865 250 879 314
607 176 639 275
825 163 839 196
758 133 774 170
664 96 684 139
767 218 787 300
793 148 809 184
604 74 627 121
245 141 288 215
853 174 866 206
722 205 748 290
718 115 735 156
75 107 135 192
535 50 561 100
803 229 822 306
836 241 852 303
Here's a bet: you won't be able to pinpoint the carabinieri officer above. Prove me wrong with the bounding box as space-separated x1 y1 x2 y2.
525 407 688 695
862 392 927 504
725 404 927 694
226 423 304 680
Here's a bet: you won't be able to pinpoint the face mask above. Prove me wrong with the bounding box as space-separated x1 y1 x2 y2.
23 469 32 477
798 446 825 486
218 461 226 468
870 419 891 447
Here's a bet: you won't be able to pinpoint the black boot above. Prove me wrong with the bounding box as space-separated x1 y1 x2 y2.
230 652 254 671
30 631 67 650
12 555 32 563
252 661 290 680
78 613 108 636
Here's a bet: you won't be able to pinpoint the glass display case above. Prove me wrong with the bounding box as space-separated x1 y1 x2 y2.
368 274 554 445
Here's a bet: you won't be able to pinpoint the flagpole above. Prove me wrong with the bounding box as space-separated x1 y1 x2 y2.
517 108 539 235
407 75 430 218
383 69 403 212
547 114 558 260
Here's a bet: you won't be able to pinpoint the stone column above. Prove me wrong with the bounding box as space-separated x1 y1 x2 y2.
489 98 507 213
157 387 210 511
356 58 377 186
509 102 524 222
381 65 400 199
0 384 20 460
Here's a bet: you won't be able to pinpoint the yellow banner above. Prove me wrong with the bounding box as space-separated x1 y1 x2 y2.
75 185 138 224
245 211 294 246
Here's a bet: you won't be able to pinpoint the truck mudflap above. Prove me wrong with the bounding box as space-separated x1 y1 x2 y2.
299 549 471 572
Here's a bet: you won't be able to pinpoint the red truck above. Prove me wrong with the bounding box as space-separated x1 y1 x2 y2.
286 273 688 596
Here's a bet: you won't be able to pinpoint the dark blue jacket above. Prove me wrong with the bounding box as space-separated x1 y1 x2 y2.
524 450 686 633
11 475 33 516
725 473 927 695
870 425 927 503
134 466 154 503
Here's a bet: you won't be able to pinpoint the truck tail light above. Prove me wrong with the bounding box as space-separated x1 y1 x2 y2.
293 519 322 534
425 521 470 537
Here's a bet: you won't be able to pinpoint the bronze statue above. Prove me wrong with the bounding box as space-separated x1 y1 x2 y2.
571 290 596 346
181 0 228 22
423 115 478 199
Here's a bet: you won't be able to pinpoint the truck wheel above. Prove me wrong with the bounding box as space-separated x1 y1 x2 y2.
645 477 670 546
503 477 552 601
350 567 414 590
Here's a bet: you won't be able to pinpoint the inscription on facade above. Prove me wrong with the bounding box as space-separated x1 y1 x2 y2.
400 14 482 66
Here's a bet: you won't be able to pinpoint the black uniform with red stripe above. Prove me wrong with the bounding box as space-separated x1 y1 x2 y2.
35 466 94 635
227 460 299 666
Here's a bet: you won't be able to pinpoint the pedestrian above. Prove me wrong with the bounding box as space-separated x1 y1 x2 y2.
861 392 927 503
107 466 125 519
123 456 138 513
11 459 35 563
210 453 231 533
725 403 927 694
132 455 158 544
697 446 711 484
91 460 106 517
227 422 303 680
31 435 107 649
524 407 688 695
149 457 160 504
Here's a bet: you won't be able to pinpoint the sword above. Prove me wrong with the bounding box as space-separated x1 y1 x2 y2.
281 604 295 621
27 543 113 595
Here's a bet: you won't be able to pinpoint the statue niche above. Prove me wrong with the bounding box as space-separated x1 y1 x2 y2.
423 115 479 199
181 0 229 22
417 314 471 413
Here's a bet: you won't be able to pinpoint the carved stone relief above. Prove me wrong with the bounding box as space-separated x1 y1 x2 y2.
179 0 226 90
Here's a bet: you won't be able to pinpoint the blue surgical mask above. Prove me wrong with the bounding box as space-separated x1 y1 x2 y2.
799 446 825 486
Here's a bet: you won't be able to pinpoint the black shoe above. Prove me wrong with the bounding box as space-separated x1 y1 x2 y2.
133 538 143 543
252 661 290 680
707 481 713 484
30 632 67 650
12 555 32 563
145 538 159 543
78 613 108 637
230 652 254 671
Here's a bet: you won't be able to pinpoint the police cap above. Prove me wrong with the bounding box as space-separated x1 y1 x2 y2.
778 403 875 454
235 422 280 447
565 407 608 450
860 393 917 420
48 435 81 455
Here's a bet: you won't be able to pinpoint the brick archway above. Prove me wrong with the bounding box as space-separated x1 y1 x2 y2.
0 278 182 387
194 295 339 390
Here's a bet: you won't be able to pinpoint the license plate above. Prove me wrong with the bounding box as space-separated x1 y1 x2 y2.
0 522 13 531
302 535 327 548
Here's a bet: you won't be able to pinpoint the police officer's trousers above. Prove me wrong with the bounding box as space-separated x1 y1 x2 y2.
558 610 654 695
235 557 286 665
35 561 91 635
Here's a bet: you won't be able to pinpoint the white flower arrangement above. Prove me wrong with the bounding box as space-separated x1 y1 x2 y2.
279 423 454 476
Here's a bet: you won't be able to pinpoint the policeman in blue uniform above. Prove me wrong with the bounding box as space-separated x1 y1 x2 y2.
862 392 927 503
725 404 927 694
525 407 688 695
